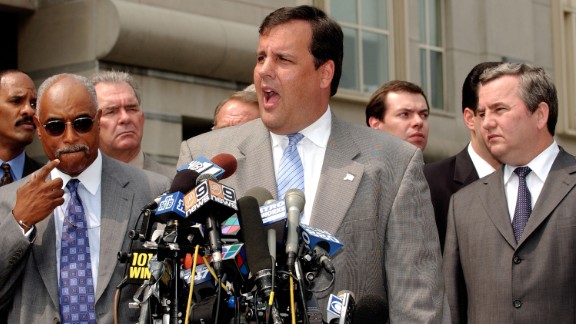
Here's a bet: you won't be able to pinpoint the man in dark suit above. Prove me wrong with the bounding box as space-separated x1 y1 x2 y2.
179 6 448 323
0 70 43 186
443 62 576 323
424 62 501 250
0 73 170 323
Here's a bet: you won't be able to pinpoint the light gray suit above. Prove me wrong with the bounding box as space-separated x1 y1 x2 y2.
179 116 448 323
143 152 176 179
0 155 170 323
443 149 576 323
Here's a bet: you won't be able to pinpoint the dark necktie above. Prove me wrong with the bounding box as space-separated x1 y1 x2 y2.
0 163 14 186
59 179 96 324
277 133 305 200
512 167 532 243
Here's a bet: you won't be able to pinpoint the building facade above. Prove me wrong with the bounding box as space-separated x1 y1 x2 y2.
2 0 575 166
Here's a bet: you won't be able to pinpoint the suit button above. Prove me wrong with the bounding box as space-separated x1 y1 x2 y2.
513 300 522 308
513 255 522 264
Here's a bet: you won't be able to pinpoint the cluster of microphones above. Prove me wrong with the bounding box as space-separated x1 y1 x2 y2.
118 153 387 324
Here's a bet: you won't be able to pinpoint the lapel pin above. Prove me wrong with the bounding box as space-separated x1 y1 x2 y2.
343 173 355 181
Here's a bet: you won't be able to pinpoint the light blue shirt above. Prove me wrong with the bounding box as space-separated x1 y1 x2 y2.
1 151 26 180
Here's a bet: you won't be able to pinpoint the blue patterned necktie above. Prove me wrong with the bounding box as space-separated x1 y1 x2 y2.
277 133 305 200
59 179 96 324
512 167 532 243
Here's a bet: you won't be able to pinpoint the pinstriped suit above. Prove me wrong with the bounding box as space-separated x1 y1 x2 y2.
179 115 449 323
443 149 576 323
0 155 170 323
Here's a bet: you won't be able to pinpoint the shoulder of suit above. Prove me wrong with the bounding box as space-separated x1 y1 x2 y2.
104 155 170 188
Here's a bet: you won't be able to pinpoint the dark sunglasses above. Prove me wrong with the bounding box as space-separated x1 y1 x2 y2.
42 116 96 137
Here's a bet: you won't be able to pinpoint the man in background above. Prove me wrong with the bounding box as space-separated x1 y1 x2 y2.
212 84 259 129
0 73 170 322
365 80 430 150
424 62 501 250
0 70 42 186
91 70 175 178
443 63 576 323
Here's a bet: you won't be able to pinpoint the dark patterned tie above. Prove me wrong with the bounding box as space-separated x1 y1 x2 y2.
277 133 305 200
512 167 532 243
0 163 14 186
59 179 96 324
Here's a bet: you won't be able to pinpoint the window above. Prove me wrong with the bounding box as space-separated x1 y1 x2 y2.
418 0 445 110
552 0 576 136
329 0 392 94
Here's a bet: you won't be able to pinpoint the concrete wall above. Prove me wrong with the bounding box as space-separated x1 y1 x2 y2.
6 0 573 165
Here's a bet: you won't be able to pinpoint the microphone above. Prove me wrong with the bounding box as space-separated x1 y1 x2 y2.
284 189 305 271
141 191 168 212
244 186 274 205
154 169 200 224
137 169 200 242
177 153 238 180
209 153 237 180
244 187 287 246
236 194 282 324
352 295 388 324
299 224 343 274
326 290 356 324
184 174 238 278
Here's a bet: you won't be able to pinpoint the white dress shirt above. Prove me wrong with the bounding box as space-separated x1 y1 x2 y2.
51 151 103 290
504 141 559 222
467 143 497 178
270 107 332 224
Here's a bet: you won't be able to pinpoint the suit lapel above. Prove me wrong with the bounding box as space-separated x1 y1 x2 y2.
480 167 517 248
309 116 363 234
32 212 59 309
95 156 133 302
234 122 278 197
520 150 576 245
453 148 479 186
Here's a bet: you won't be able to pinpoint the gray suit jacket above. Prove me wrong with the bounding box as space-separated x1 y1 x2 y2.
0 155 170 323
143 152 176 179
179 116 448 323
443 149 576 324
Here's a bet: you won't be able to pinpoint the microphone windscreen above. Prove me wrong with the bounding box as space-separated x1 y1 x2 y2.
170 169 200 193
211 153 237 180
196 172 218 185
237 195 271 274
244 187 274 206
353 294 389 324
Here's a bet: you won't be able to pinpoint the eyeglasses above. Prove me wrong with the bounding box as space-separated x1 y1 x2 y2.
42 116 96 137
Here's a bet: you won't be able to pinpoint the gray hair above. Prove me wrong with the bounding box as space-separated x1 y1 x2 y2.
36 73 98 117
479 62 558 135
90 70 141 104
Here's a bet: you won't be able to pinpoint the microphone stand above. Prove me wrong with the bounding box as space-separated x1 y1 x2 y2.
294 257 311 324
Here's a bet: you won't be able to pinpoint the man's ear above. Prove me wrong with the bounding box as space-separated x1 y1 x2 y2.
33 115 42 140
534 102 549 131
463 107 476 131
319 60 335 90
368 116 383 130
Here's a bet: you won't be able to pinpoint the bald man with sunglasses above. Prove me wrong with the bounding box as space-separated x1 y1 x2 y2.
0 73 170 323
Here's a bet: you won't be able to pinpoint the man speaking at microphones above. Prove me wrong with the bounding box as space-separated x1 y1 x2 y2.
179 5 448 323
0 74 170 323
